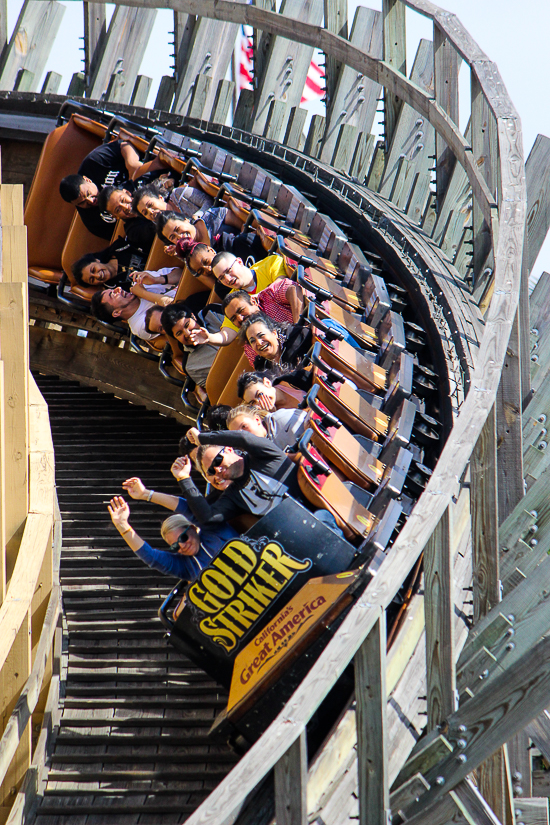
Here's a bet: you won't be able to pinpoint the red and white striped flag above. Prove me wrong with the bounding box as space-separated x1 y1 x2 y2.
237 26 325 103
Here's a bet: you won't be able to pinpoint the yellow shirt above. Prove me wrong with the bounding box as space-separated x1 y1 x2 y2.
221 254 288 331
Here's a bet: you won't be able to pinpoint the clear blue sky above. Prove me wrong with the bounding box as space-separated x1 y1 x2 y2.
6 0 550 280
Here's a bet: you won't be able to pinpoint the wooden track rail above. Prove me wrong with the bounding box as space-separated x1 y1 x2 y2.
0 181 61 822
0 0 544 822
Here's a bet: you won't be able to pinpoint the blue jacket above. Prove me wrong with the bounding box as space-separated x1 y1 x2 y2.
134 497 238 580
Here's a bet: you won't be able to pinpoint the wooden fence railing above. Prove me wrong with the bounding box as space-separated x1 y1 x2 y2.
0 179 61 823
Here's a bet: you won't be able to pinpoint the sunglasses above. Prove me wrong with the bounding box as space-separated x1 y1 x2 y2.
206 447 226 476
168 530 189 553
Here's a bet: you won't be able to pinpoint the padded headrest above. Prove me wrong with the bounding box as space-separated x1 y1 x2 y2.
25 116 102 269
72 114 108 139
62 212 111 297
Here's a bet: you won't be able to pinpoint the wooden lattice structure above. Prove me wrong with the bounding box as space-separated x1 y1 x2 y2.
3 1 550 824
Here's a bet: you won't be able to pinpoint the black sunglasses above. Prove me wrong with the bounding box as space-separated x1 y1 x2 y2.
169 530 189 552
207 447 226 476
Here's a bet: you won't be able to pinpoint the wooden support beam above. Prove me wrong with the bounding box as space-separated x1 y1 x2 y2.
471 72 498 281
424 506 455 729
154 76 175 110
187 73 212 119
0 612 31 807
274 731 307 825
525 135 550 275
263 100 287 141
0 0 64 93
251 0 323 136
433 23 459 205
0 0 6 61
355 616 389 825
0 282 29 584
382 0 406 150
471 407 499 622
0 364 5 603
12 68 34 92
83 2 106 88
209 79 234 125
350 132 376 183
526 711 550 763
88 6 157 104
67 72 86 97
515 798 549 825
40 71 61 94
378 39 434 216
233 89 255 131
174 10 195 81
331 123 359 174
392 735 453 792
283 107 307 150
304 114 325 159
105 70 126 104
130 75 152 107
322 0 347 112
507 731 532 799
496 311 525 523
320 7 382 166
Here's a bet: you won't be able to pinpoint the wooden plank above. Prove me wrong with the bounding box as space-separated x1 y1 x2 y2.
283 106 307 151
0 282 29 583
507 731 532 799
526 711 550 763
273 731 306 825
355 616 389 825
250 0 324 136
0 0 6 59
0 0 64 92
0 184 24 227
390 773 430 817
233 88 255 131
13 68 34 91
350 132 376 183
424 506 455 729
0 364 4 603
83 2 107 88
88 6 157 104
263 100 287 142
331 123 358 174
378 39 435 213
304 114 326 159
174 9 195 81
67 72 86 97
525 135 550 275
433 22 459 203
105 70 126 104
496 312 525 523
320 7 382 165
0 612 31 808
322 0 347 112
130 74 152 107
187 73 212 119
154 75 175 110
515 798 549 825
471 72 498 280
209 79 235 125
392 735 453 791
471 407 499 621
173 15 241 118
382 0 406 149
40 70 61 94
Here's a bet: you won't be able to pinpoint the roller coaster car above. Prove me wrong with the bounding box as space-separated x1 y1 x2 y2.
296 263 362 312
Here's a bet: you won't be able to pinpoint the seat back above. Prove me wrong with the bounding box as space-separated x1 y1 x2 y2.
25 116 103 274
145 237 181 271
61 213 112 300
205 339 245 405
297 461 376 540
174 268 210 303
314 376 388 441
216 352 250 407
317 301 378 349
314 335 387 393
310 416 385 490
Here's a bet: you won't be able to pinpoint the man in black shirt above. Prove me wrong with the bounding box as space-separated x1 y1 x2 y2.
174 427 343 535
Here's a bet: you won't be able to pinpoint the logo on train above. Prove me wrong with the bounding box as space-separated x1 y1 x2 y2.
186 538 312 653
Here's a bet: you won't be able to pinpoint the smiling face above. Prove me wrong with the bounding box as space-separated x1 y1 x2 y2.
200 445 244 488
107 189 135 219
101 286 137 318
163 218 196 245
138 193 167 221
245 320 281 361
171 315 200 346
228 412 267 438
189 246 216 276
73 178 99 209
81 258 118 286
242 378 277 410
212 257 253 290
224 295 260 328
163 525 201 556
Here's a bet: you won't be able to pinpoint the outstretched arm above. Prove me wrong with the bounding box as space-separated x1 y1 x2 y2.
120 141 142 178
107 495 145 552
122 477 179 511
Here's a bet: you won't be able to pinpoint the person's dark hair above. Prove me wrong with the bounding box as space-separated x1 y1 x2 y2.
178 434 197 456
160 300 194 337
97 185 118 214
144 304 163 335
238 312 285 344
59 174 85 203
131 180 169 215
72 252 102 286
236 371 270 400
176 238 198 260
155 210 184 243
90 289 114 323
205 404 231 431
211 250 235 277
221 288 253 314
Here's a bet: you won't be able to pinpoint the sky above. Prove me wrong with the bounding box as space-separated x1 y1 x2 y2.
5 0 550 280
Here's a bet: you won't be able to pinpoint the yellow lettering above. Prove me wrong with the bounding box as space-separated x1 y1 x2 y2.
255 562 285 592
201 568 235 600
243 579 275 606
212 556 247 585
198 618 237 652
215 611 246 638
224 540 258 574
260 543 311 580
188 583 224 613
223 599 261 630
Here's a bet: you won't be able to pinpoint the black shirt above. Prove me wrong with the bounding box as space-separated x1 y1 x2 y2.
95 238 147 289
77 140 133 240
178 430 302 523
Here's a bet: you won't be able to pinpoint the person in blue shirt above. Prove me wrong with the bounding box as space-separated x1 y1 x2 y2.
107 476 238 581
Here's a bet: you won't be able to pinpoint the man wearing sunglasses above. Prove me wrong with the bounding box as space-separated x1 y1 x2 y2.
173 427 343 536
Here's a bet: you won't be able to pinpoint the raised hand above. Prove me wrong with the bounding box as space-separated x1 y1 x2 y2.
122 477 146 500
171 455 192 480
108 495 130 530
